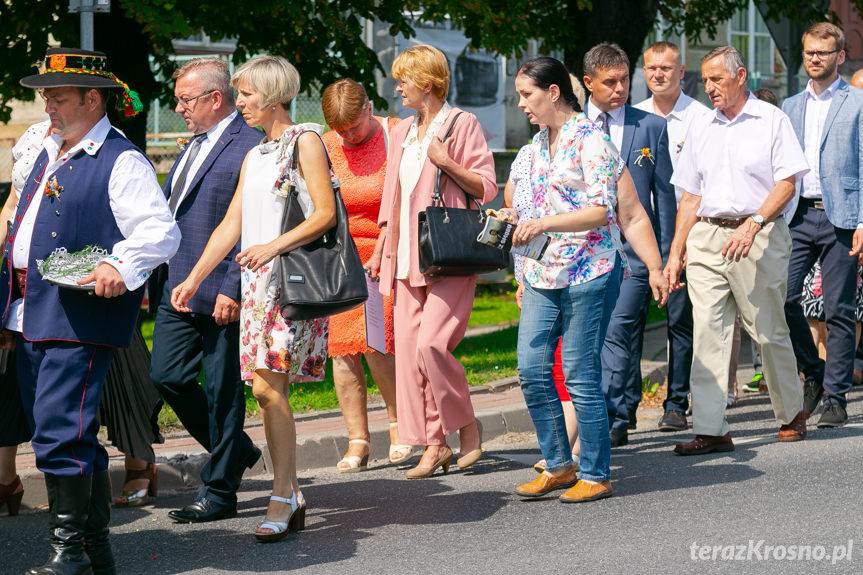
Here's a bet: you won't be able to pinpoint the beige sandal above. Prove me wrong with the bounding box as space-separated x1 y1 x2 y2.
388 422 413 464
337 439 370 473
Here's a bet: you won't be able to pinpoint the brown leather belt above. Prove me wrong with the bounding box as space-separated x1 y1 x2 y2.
699 216 750 229
799 197 825 210
13 268 26 299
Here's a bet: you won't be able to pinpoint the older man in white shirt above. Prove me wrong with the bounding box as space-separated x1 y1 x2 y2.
665 46 809 455
635 41 710 433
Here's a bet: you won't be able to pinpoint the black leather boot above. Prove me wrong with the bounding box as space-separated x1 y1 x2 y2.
27 473 93 575
84 471 115 575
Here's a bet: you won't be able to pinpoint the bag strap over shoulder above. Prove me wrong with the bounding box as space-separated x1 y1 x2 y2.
431 112 482 212
282 129 340 235
378 116 389 152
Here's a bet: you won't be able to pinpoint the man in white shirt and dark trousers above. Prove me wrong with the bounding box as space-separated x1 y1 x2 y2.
582 43 677 448
665 46 810 455
781 22 863 428
0 48 180 574
635 41 710 432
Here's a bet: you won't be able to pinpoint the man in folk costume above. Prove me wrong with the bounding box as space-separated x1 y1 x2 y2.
0 48 180 574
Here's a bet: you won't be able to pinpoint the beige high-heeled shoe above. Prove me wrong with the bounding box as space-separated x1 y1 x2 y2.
457 420 483 469
337 439 370 473
405 446 452 479
388 422 413 465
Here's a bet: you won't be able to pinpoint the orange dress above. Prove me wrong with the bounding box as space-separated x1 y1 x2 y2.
322 117 398 356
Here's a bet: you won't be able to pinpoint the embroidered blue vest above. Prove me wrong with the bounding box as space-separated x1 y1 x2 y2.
0 129 146 347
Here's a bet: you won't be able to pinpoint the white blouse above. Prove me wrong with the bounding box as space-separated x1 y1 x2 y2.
395 102 452 279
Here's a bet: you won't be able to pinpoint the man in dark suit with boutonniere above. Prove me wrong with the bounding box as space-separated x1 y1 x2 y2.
582 42 677 448
149 57 262 524
0 47 180 574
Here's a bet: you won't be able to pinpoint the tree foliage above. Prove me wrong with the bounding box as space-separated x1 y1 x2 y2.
0 0 851 148
0 0 416 146
422 0 839 79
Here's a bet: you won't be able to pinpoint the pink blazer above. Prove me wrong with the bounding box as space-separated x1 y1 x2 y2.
377 107 497 294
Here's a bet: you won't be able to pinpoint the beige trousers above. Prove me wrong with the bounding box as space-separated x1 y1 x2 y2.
686 219 803 436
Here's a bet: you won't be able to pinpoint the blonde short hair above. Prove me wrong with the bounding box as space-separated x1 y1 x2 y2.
321 79 369 129
231 55 300 109
391 44 450 101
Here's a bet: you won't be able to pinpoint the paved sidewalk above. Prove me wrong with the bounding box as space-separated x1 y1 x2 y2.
12 322 671 511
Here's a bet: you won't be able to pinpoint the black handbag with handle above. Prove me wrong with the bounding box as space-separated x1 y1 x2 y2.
417 113 510 276
277 131 368 320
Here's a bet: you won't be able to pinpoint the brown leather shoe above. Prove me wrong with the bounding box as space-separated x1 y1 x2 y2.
673 432 734 455
559 480 612 503
514 468 577 498
778 409 807 442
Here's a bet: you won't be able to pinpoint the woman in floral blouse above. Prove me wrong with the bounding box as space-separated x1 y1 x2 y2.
507 56 667 503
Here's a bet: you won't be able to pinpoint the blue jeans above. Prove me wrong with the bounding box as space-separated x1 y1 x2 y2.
517 263 622 481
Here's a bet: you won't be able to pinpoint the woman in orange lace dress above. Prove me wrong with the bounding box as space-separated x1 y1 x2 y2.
321 79 411 472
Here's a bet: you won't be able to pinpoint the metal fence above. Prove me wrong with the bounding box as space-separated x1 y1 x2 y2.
146 89 326 173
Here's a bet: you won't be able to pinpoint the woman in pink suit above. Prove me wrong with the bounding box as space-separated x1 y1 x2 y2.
366 44 497 479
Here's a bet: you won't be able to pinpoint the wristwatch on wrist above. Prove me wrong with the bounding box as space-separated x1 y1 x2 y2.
751 214 766 228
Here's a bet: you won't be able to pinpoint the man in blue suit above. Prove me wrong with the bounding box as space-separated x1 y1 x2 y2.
150 58 262 522
782 22 863 428
583 43 677 447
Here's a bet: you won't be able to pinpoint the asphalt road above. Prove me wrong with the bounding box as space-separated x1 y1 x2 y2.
3 387 862 575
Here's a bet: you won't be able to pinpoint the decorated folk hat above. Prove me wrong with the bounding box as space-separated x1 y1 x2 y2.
20 47 143 117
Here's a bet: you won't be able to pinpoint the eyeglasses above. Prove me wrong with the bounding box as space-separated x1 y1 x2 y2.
803 49 840 60
174 89 215 108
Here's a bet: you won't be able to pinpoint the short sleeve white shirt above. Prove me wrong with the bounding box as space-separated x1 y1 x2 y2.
671 93 809 218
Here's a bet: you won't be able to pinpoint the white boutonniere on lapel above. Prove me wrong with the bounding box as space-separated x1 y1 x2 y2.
634 147 655 167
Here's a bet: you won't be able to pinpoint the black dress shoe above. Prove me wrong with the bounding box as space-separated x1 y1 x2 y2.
168 498 237 523
803 375 824 418
817 403 847 428
610 427 628 448
658 410 687 432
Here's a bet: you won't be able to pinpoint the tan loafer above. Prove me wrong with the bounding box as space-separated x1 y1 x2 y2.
559 480 613 503
514 468 577 498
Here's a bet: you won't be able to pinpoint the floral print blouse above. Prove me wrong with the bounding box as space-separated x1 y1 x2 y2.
522 113 625 289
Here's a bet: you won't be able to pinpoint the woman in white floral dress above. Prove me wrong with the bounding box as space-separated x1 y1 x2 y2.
172 56 335 542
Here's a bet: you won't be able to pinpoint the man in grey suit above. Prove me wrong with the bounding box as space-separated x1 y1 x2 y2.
782 22 863 428
582 43 677 447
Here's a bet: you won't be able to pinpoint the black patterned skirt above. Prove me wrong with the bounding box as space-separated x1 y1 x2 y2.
800 261 863 323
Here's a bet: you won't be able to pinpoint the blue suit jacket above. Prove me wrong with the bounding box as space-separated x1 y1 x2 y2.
782 79 863 229
586 103 676 274
149 113 260 314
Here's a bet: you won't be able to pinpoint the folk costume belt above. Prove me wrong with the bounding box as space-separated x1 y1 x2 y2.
13 268 26 298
